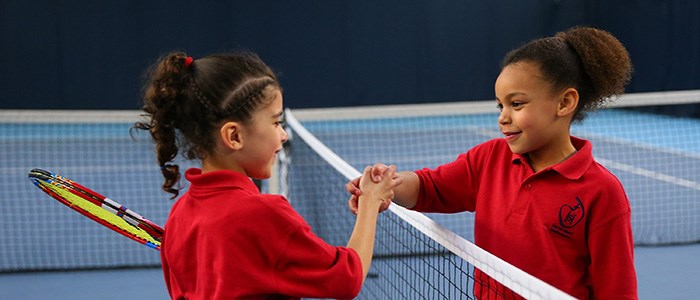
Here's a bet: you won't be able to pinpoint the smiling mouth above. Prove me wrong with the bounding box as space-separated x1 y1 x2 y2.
503 131 522 141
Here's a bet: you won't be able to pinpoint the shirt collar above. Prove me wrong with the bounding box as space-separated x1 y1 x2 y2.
511 136 592 180
184 168 260 193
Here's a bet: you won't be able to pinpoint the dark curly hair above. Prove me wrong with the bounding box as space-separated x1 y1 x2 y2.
132 51 279 198
501 26 633 122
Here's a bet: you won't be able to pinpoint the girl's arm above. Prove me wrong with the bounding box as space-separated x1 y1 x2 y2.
390 171 420 209
346 165 397 281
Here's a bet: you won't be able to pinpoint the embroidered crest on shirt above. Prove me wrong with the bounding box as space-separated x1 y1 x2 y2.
550 196 585 239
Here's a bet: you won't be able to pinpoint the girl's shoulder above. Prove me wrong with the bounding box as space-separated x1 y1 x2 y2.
463 138 512 161
255 194 310 227
474 138 510 153
588 160 626 191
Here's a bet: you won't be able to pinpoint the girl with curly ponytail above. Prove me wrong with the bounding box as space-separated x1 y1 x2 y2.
134 51 399 299
348 27 637 299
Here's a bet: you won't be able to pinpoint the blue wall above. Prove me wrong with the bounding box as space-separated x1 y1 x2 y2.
1 0 698 109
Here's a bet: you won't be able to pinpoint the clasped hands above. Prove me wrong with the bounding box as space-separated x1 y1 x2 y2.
346 163 403 214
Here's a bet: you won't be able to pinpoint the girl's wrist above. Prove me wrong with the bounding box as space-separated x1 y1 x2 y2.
357 194 383 210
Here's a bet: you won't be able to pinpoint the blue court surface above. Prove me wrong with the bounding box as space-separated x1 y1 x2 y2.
0 243 697 299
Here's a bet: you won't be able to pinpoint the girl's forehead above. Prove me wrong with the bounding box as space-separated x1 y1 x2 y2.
498 63 543 87
496 63 557 100
253 89 284 115
266 89 283 108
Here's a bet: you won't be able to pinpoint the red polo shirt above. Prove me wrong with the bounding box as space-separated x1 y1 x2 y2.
413 137 637 299
161 169 363 300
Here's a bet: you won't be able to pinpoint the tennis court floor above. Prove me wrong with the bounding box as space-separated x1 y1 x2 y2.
1 243 697 299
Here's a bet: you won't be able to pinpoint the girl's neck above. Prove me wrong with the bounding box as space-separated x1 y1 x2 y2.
527 140 577 173
201 154 244 174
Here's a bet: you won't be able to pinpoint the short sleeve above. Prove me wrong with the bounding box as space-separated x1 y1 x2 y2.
413 151 478 213
273 222 363 299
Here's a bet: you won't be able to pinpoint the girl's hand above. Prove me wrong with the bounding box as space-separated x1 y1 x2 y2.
347 163 401 214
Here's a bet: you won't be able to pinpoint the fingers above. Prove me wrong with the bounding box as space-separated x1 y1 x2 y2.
352 163 400 215
355 163 396 183
371 163 389 182
348 195 359 215
345 176 362 197
363 165 373 177
390 172 403 189
376 165 397 185
346 169 368 215
383 165 397 178
378 198 392 212
359 166 373 186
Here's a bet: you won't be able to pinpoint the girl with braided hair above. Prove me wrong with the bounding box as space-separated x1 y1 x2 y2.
347 26 637 299
133 52 399 299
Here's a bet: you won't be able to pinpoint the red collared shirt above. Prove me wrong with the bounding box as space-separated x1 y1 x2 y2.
414 137 637 299
161 169 362 300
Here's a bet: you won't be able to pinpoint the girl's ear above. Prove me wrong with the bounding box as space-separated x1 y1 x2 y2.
220 122 244 150
557 88 579 117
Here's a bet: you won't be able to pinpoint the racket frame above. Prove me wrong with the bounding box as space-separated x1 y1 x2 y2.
28 168 163 250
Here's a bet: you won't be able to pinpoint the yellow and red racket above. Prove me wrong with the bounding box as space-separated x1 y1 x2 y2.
28 168 163 251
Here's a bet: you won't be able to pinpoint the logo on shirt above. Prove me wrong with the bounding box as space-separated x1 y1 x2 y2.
550 196 585 239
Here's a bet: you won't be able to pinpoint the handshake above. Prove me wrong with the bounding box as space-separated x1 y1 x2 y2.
345 163 405 215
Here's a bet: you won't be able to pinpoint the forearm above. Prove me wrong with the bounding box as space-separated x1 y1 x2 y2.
392 171 420 209
346 199 380 282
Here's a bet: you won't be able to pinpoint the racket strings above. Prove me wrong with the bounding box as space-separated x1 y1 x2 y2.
28 169 163 250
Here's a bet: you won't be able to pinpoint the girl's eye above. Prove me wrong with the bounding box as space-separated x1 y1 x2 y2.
276 114 287 126
511 101 524 108
496 103 503 111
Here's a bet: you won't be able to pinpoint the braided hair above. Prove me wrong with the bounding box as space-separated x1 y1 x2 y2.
132 52 279 198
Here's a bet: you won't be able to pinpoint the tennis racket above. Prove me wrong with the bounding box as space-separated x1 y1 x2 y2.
27 168 164 251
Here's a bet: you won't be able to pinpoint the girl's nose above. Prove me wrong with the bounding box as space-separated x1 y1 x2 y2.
498 109 510 125
280 126 289 143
